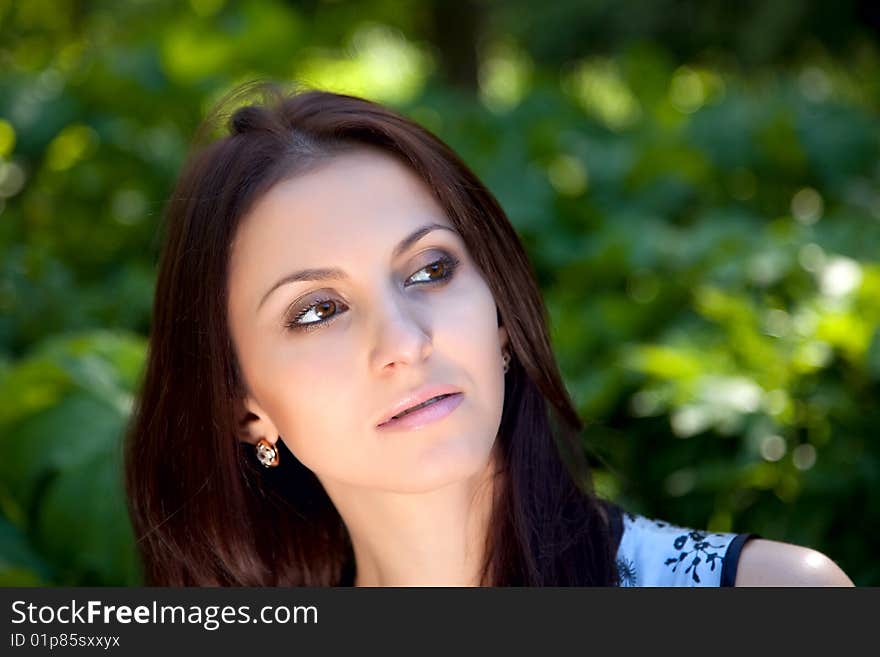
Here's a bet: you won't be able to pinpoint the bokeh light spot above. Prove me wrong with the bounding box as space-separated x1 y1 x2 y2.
791 187 823 224
0 120 16 157
546 154 588 197
46 124 99 172
760 434 787 462
792 443 817 470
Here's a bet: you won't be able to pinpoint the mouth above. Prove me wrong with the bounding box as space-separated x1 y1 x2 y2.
393 393 454 419
377 392 464 431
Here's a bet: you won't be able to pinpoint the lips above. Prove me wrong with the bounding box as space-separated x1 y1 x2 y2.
376 384 462 427
392 394 454 419
376 392 464 431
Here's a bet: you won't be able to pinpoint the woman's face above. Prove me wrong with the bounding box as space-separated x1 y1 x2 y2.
227 147 508 493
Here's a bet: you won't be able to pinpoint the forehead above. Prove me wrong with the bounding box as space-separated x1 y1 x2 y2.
233 148 451 252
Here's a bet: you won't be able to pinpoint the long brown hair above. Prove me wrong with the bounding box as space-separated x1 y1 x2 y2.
123 81 620 586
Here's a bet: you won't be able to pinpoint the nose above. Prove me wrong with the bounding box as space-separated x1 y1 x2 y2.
369 289 433 374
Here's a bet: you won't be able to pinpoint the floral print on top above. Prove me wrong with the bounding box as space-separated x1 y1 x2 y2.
613 510 760 587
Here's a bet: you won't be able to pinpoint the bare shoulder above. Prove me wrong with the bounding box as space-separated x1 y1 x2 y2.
734 538 855 587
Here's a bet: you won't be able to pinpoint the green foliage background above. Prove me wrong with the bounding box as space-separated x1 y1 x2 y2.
1 0 878 585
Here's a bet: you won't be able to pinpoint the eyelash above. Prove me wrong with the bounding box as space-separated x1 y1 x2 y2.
284 253 461 333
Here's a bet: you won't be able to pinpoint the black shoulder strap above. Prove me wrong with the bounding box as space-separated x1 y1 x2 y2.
720 533 762 587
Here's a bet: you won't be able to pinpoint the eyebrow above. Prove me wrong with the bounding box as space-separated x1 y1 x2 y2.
257 223 459 311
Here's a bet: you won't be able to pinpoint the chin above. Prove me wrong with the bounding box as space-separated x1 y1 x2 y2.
383 433 497 494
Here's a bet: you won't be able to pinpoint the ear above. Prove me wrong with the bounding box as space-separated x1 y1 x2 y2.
234 393 281 448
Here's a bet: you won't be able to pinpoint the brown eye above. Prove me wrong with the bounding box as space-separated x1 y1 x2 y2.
314 300 336 319
286 296 346 331
425 260 446 280
406 253 460 286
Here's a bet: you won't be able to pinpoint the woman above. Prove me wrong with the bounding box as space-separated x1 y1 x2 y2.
123 82 854 587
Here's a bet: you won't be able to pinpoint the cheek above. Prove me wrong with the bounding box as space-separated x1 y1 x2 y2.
442 280 502 386
436 280 506 438
266 346 364 467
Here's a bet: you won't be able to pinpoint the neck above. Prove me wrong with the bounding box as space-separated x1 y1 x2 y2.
323 453 501 587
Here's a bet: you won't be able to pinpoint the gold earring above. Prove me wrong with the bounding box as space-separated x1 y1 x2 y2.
502 350 511 373
255 437 279 468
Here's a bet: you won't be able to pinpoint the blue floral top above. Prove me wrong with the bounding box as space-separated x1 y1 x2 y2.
607 504 760 587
